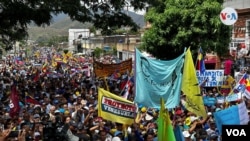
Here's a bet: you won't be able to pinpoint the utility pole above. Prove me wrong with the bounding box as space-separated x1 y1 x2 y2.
126 5 130 59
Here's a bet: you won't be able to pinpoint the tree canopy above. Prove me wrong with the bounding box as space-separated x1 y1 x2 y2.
140 0 231 60
0 0 153 50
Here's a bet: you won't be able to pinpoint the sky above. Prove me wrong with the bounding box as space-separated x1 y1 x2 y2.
127 7 146 15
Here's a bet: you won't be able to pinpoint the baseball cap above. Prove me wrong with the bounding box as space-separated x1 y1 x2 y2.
112 137 121 141
114 131 123 136
33 114 40 118
183 130 191 138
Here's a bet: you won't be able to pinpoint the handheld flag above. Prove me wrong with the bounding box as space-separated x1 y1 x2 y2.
181 48 207 118
196 47 206 74
157 98 176 141
9 85 20 118
26 95 40 105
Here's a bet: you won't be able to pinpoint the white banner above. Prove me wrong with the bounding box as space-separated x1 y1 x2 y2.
196 70 224 87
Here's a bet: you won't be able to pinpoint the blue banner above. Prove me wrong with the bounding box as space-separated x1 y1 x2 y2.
203 97 216 106
214 102 249 135
134 49 184 108
214 105 240 134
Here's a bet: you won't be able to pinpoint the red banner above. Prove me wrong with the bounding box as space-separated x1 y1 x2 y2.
9 85 20 118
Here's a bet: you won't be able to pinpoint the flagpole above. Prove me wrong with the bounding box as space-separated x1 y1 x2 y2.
103 77 109 91
119 76 131 96
195 47 200 69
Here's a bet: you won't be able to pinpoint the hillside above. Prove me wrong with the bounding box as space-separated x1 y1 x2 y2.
28 11 145 41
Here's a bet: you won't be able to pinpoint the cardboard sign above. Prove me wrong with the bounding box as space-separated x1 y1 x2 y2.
196 70 224 87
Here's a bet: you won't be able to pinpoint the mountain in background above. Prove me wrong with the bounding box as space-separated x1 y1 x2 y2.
28 11 145 41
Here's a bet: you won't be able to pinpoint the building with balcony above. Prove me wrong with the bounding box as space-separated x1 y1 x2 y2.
223 0 250 50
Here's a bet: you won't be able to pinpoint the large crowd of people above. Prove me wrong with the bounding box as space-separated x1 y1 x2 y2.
0 46 249 141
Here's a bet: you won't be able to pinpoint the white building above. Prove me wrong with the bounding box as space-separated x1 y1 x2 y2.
68 29 90 51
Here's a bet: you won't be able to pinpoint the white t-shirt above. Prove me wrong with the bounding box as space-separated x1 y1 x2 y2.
237 48 248 58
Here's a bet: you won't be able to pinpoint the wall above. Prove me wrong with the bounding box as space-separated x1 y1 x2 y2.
222 0 250 50
223 0 250 9
229 8 250 51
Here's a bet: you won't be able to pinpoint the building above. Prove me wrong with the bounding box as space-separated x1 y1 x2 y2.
116 35 141 61
68 29 90 52
223 0 250 50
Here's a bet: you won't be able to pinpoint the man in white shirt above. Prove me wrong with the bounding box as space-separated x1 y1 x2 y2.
237 43 248 69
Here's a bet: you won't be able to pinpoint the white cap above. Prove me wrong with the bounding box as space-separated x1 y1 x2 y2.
183 130 191 138
83 106 89 111
190 116 199 122
145 114 153 121
55 110 60 113
208 112 212 116
112 137 121 141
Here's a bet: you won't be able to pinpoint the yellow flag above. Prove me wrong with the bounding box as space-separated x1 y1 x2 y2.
181 48 207 118
63 57 68 63
67 52 73 58
34 51 40 57
52 59 57 67
157 98 176 141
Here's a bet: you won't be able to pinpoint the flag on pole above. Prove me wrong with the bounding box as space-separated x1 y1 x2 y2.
196 47 206 74
174 125 185 141
181 48 207 118
121 77 132 99
9 85 20 118
157 98 176 141
33 70 40 82
26 95 41 105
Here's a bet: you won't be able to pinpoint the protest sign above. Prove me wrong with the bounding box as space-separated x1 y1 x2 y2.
196 70 224 87
98 88 136 125
94 58 132 77
203 97 216 106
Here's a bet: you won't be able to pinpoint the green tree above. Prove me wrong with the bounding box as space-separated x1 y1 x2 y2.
140 0 231 60
112 46 118 55
93 47 103 58
0 0 153 50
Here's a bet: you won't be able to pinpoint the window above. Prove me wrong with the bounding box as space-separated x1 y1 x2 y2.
246 20 250 37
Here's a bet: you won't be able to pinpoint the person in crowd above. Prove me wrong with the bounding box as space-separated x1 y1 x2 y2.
1 50 250 141
223 54 234 76
236 43 248 69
